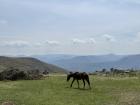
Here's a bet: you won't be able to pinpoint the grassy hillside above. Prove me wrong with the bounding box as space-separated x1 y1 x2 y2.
0 56 67 73
0 76 140 105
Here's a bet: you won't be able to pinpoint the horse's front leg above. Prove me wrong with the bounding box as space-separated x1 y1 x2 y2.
70 78 75 87
77 79 79 88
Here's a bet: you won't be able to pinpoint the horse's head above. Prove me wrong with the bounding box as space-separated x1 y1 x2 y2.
67 72 73 81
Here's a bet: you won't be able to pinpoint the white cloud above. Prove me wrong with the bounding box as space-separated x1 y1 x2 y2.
103 34 116 42
0 19 8 25
0 40 61 48
32 40 60 47
1 40 30 47
45 40 60 45
134 32 140 42
34 42 43 47
72 38 86 44
89 38 96 44
136 32 140 37
72 38 96 44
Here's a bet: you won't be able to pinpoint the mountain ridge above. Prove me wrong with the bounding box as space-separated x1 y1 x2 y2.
33 54 140 72
0 56 67 73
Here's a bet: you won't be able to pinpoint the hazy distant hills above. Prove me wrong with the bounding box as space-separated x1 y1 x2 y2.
34 54 140 72
34 54 76 63
0 56 67 73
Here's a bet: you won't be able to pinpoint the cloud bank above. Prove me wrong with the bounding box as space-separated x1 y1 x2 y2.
0 0 140 55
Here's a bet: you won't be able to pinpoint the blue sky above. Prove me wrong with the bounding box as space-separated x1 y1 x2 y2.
0 0 140 55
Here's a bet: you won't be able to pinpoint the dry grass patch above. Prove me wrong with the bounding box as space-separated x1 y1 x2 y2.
0 82 18 89
117 92 140 105
1 101 15 105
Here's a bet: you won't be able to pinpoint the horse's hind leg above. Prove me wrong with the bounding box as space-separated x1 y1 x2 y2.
77 80 79 88
86 77 91 89
82 79 85 89
71 78 75 88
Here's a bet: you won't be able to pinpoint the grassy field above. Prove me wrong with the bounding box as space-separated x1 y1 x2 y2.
0 76 140 105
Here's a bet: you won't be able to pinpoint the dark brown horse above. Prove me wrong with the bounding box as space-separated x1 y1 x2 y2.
67 72 91 89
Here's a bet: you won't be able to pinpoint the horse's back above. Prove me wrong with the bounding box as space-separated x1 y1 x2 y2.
73 72 89 79
81 72 89 79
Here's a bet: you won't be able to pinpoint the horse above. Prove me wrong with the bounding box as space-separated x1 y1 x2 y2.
67 72 91 89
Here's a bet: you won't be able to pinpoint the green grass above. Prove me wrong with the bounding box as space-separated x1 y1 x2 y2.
0 76 140 105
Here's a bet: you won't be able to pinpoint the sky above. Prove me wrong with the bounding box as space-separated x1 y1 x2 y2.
0 0 140 55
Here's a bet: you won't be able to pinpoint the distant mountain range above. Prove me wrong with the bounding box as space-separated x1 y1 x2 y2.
0 56 67 73
33 54 140 72
34 54 76 63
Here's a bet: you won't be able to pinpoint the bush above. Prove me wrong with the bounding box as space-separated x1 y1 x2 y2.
0 69 28 80
0 68 43 81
